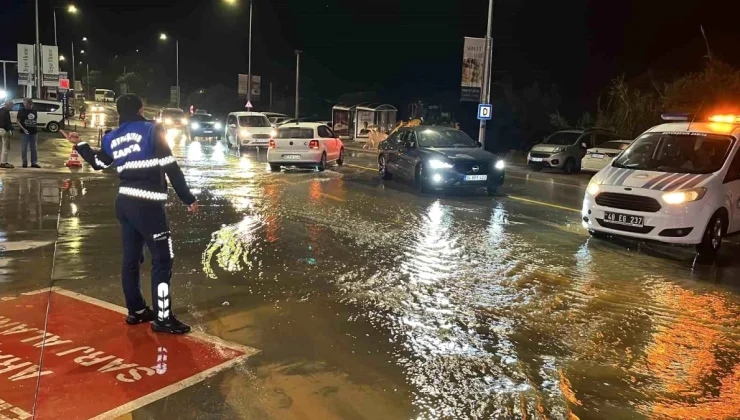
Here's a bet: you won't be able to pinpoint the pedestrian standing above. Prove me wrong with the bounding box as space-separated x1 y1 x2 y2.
62 93 197 334
17 98 40 168
0 100 13 169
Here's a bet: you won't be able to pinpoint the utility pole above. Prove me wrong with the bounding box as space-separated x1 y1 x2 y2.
53 8 58 46
0 61 16 91
175 40 180 107
269 82 273 110
246 0 253 107
35 0 42 99
71 41 75 98
86 63 90 99
477 0 494 148
294 50 302 119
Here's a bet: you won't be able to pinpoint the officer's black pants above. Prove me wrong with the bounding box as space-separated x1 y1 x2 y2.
115 195 174 321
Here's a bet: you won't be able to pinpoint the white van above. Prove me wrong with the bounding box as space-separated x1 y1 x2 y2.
10 99 64 133
224 112 276 149
95 89 115 102
583 113 740 259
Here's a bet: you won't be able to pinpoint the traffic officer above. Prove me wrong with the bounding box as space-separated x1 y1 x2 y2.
62 94 197 334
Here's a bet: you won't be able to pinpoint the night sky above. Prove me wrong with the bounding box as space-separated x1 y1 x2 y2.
3 0 740 115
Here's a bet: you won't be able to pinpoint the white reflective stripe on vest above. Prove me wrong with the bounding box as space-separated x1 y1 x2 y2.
95 156 111 169
119 186 168 201
117 156 177 173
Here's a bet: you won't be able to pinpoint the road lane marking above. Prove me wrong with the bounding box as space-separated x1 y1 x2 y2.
321 193 345 202
506 174 587 189
346 163 375 171
507 195 581 213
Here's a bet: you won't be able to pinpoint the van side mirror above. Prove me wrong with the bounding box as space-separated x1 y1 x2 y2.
581 142 588 149
228 123 237 128
476 141 482 148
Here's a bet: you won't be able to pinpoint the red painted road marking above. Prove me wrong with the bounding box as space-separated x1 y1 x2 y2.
0 289 258 419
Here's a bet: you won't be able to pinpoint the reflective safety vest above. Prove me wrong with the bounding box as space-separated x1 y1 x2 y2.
102 121 158 166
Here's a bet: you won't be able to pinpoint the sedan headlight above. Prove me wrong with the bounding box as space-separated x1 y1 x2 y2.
164 118 173 125
240 129 251 138
190 122 200 130
586 180 600 195
662 188 707 205
214 122 222 130
494 160 505 170
428 159 453 169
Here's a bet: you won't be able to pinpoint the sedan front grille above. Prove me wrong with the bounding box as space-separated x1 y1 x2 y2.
252 134 270 139
595 192 662 213
530 152 551 158
454 161 490 174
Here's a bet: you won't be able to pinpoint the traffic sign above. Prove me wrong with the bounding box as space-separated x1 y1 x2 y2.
245 100 253 109
59 78 70 90
477 104 492 120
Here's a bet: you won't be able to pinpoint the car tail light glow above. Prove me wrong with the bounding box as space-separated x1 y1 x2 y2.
269 139 275 149
309 140 319 149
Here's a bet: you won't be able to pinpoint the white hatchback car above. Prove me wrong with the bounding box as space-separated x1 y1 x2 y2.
10 99 65 133
583 114 740 259
267 123 345 171
581 139 633 172
224 112 276 149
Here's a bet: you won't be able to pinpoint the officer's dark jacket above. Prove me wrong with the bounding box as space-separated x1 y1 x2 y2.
76 116 195 204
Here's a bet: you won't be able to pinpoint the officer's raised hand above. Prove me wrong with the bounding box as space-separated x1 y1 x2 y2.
60 129 82 145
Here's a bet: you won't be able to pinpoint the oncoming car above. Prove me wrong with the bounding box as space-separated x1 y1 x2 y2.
267 122 344 171
581 139 633 172
583 113 740 259
378 126 505 194
225 112 276 149
188 114 222 141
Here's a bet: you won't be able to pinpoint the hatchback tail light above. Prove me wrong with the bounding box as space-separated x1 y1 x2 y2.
309 140 319 149
269 139 275 149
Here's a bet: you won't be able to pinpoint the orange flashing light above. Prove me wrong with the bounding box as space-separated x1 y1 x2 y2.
708 115 740 124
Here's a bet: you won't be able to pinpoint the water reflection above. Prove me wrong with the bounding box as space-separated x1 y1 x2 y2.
202 214 265 279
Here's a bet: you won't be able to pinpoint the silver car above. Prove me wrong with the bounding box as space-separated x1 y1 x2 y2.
527 129 622 174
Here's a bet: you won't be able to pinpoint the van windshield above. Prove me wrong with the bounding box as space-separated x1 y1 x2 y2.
612 132 733 174
543 132 581 146
239 116 271 127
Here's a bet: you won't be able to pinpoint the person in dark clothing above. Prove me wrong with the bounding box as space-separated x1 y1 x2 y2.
62 93 198 334
0 100 13 168
17 98 39 168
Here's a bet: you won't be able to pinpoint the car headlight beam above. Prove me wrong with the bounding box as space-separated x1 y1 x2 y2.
495 160 505 170
191 122 200 130
240 129 251 138
428 159 453 169
214 122 222 130
586 180 600 195
662 188 706 205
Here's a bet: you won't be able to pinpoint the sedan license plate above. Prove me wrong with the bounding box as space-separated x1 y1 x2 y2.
530 157 543 162
464 175 488 181
604 212 643 228
203 130 213 134
282 154 301 160
591 153 605 159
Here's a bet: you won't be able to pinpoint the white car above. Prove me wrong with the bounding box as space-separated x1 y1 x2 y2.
581 139 633 172
267 122 345 171
583 113 740 259
224 112 276 149
10 99 64 133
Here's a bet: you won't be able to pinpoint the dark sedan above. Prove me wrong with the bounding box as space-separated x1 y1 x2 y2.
188 114 223 141
378 126 505 194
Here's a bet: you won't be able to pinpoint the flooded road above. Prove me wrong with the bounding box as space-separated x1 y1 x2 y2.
1 137 739 419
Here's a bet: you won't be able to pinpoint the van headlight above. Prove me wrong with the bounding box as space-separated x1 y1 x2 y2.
240 129 251 138
662 188 707 205
586 180 600 195
428 159 453 169
552 147 565 153
214 122 222 130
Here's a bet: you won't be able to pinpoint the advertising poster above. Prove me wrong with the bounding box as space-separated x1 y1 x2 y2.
42 45 60 87
332 109 350 137
17 44 34 85
238 74 260 98
461 37 484 102
355 109 373 138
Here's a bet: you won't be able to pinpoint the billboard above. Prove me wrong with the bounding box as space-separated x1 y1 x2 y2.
17 44 35 86
238 74 260 98
460 37 484 102
42 45 60 87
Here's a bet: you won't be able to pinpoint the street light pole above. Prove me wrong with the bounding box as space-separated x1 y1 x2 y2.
247 0 253 107
71 41 75 96
86 63 90 99
478 0 494 148
35 0 42 99
176 39 180 107
295 50 302 119
54 8 58 46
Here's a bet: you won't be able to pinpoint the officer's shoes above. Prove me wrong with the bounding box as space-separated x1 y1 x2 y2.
126 307 155 325
152 315 191 335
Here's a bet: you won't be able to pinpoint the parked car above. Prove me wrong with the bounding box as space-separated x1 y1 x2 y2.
528 129 623 174
262 112 288 125
188 114 222 141
378 126 505 194
224 112 276 149
10 99 64 133
581 139 633 172
267 122 344 171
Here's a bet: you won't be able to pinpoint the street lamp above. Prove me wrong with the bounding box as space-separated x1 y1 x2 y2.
59 55 65 61
80 50 85 54
53 4 78 46
82 36 87 41
159 33 179 107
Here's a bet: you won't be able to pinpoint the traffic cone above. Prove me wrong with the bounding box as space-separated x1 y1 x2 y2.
65 147 83 168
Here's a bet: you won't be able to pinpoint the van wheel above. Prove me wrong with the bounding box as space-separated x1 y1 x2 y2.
47 121 60 133
337 148 345 166
563 158 576 174
696 212 727 260
317 153 327 172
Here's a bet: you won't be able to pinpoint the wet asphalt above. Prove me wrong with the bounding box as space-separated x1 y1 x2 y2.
1 111 740 419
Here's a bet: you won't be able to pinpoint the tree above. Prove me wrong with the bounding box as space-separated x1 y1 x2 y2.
115 70 154 100
663 60 740 113
595 76 663 138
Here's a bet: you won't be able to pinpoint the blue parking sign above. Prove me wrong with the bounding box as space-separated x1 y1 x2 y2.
478 104 492 120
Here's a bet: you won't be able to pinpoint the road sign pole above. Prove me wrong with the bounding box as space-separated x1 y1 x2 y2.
247 0 253 107
477 0 494 148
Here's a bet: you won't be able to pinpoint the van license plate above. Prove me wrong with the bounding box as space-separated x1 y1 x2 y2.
591 153 604 159
282 154 301 160
530 157 543 162
604 212 643 228
464 175 487 181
